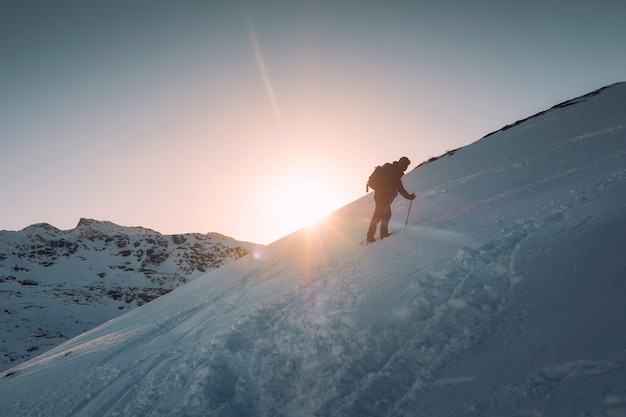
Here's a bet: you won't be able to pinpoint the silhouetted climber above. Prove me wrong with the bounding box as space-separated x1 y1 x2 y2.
366 156 415 243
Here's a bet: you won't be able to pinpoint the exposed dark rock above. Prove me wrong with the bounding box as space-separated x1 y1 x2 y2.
0 218 258 372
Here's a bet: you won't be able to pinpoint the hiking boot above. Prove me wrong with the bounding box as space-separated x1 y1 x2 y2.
380 232 393 239
366 235 376 243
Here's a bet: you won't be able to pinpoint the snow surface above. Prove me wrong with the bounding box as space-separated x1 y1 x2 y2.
2 83 626 416
0 219 255 371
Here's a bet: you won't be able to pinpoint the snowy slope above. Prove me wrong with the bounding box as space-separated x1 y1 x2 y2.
1 83 626 417
0 218 256 372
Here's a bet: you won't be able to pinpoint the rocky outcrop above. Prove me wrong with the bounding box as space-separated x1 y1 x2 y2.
0 219 258 371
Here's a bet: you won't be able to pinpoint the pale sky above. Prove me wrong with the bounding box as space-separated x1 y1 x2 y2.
2 0 625 244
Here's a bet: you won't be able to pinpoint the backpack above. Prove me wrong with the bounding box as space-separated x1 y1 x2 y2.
367 163 393 192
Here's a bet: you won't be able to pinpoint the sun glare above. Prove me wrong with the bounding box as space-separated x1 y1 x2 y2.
263 176 345 238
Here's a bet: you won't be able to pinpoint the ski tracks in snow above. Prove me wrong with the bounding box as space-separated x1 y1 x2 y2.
125 206 539 417
325 230 527 417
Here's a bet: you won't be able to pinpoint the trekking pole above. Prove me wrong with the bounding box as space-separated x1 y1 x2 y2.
405 199 413 227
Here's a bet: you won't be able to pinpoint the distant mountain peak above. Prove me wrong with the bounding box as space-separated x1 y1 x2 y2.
73 218 161 238
22 223 61 233
0 219 258 371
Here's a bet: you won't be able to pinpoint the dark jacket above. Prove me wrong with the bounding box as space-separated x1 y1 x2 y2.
375 161 411 203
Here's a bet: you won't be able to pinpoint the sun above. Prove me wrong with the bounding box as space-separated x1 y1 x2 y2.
262 175 345 239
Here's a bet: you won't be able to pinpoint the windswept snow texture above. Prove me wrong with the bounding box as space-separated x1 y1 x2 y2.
0 218 255 372
2 83 626 416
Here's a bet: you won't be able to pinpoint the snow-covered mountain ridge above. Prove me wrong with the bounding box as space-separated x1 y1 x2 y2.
0 218 256 371
1 82 625 416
